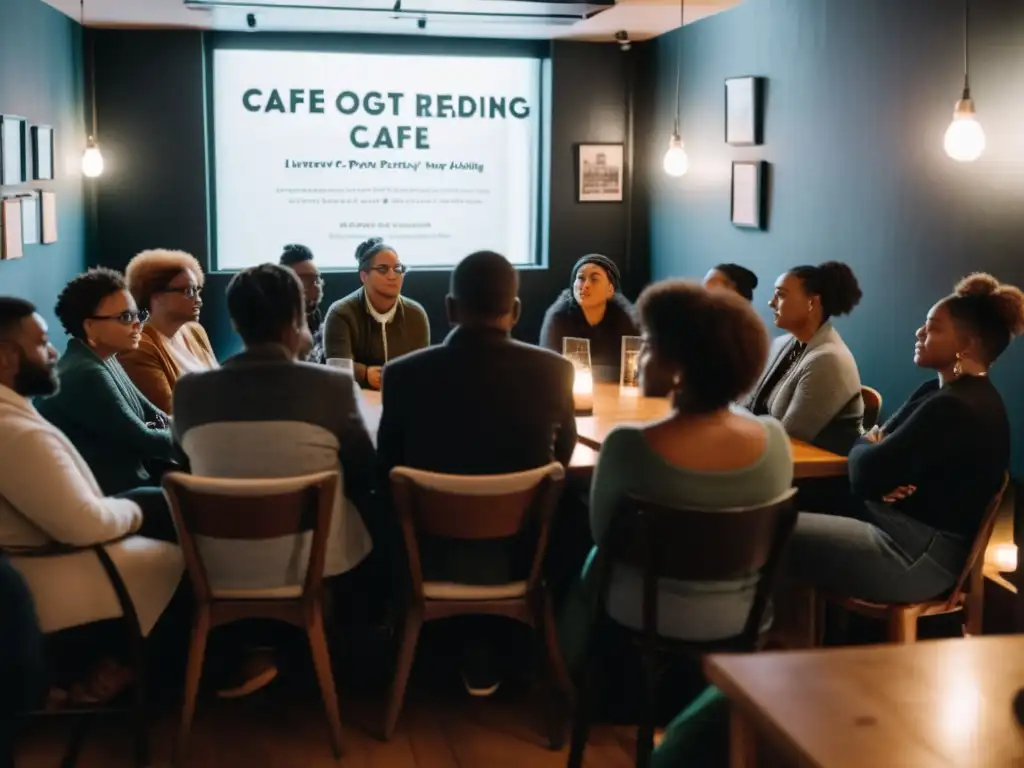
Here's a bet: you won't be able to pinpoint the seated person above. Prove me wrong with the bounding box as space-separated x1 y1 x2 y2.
702 263 758 301
280 244 326 364
540 254 638 382
36 268 176 495
120 249 218 413
788 274 1024 604
173 263 377 697
560 280 793 656
0 298 183 704
743 261 864 455
323 237 430 390
377 250 577 696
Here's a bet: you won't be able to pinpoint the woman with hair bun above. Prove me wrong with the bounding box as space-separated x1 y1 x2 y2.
743 261 864 454
788 273 1024 605
703 263 758 302
322 237 430 390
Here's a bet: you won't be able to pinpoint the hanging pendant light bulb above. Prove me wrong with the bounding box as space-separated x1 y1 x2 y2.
662 0 688 177
944 0 984 162
81 136 104 178
79 0 105 178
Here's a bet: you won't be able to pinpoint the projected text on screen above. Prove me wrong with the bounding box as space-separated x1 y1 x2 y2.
212 49 542 271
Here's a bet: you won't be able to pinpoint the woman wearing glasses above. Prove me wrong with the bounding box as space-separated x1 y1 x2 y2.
120 249 218 413
36 268 177 495
280 244 326 363
323 237 430 390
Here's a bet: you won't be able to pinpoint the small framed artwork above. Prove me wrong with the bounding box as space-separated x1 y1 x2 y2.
731 161 767 230
2 198 24 259
41 190 58 244
31 126 54 181
0 115 27 185
725 76 765 146
577 143 624 203
21 195 40 245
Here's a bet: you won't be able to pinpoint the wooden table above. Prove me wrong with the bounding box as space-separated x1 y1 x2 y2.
705 636 1024 767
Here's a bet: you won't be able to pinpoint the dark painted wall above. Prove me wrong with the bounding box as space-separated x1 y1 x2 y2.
91 31 635 357
638 0 1024 474
0 0 85 349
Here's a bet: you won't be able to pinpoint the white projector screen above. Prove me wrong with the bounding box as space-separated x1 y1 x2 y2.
212 48 543 271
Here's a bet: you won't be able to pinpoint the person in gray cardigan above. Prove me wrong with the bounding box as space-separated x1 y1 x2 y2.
744 261 864 455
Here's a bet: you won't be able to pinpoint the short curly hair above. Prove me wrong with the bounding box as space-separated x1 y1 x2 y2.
54 268 128 340
637 279 769 414
125 249 204 311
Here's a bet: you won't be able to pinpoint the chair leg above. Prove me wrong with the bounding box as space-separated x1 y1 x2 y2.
130 632 150 767
964 569 985 637
306 602 344 759
566 625 601 768
540 593 573 750
886 608 918 643
635 643 657 768
382 607 422 741
175 607 210 767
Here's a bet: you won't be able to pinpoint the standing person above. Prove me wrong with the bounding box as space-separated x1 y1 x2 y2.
378 251 576 696
539 254 638 382
280 244 326 364
120 249 218 413
323 237 430 390
744 261 864 455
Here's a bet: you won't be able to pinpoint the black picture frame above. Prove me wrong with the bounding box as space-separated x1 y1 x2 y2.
31 125 54 181
724 76 765 146
576 143 625 203
731 161 768 230
0 115 27 186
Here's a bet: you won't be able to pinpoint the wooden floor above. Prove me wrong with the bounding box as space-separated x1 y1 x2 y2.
17 688 636 767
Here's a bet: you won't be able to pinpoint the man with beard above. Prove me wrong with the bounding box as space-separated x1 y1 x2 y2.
0 297 182 705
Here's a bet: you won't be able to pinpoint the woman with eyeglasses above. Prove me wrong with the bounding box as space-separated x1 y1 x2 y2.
323 237 430 390
120 249 218 413
35 268 177 495
280 243 326 363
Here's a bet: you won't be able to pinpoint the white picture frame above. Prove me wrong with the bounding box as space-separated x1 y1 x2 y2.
731 161 767 230
577 143 624 203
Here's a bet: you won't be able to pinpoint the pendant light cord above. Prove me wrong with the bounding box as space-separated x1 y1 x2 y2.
962 0 970 97
673 0 683 134
82 0 98 139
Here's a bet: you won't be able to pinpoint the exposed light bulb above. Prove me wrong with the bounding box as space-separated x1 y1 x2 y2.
81 137 104 178
663 133 688 177
944 96 985 162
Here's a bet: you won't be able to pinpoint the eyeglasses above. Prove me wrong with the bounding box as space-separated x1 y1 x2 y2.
89 309 149 325
298 273 324 287
369 264 408 276
159 286 202 299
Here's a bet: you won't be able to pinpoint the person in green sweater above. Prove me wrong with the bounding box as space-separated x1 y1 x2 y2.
36 268 176 495
323 237 430 389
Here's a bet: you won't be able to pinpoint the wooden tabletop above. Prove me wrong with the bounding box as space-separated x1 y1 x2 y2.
705 636 1024 767
357 384 847 480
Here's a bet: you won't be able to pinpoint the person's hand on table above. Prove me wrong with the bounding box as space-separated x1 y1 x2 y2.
366 366 383 390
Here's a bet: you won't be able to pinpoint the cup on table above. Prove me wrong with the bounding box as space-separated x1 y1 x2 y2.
327 358 354 376
562 337 594 415
620 335 643 395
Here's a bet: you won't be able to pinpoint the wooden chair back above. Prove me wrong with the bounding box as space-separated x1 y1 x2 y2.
596 488 798 648
861 386 883 430
389 463 565 598
162 471 338 605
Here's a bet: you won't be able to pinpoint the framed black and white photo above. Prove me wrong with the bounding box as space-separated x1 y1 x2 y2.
0 115 27 186
41 190 58 244
31 125 54 181
731 161 767 230
724 76 764 146
577 143 624 203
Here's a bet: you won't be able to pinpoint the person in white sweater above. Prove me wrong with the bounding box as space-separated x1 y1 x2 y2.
0 297 183 703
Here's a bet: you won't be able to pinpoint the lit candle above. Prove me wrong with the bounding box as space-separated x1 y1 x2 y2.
991 544 1018 573
573 368 594 412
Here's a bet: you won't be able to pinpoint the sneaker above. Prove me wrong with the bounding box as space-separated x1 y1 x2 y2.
216 648 279 699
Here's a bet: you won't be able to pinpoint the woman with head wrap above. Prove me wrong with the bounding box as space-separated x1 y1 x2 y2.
322 237 430 389
539 254 639 382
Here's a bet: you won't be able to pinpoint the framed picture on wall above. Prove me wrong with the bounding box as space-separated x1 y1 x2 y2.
41 191 58 244
0 115 27 186
577 143 624 203
31 126 54 181
21 195 40 246
1 198 24 259
731 161 768 230
724 76 765 146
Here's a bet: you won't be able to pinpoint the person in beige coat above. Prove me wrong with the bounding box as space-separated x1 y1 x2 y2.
0 297 183 701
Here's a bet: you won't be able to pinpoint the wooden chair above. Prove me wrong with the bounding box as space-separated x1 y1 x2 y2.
384 462 570 746
861 386 883 430
567 488 799 768
822 472 1010 644
162 470 343 764
13 539 149 767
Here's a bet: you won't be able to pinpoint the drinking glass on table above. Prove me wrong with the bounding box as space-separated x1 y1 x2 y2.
562 337 594 415
620 335 643 395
